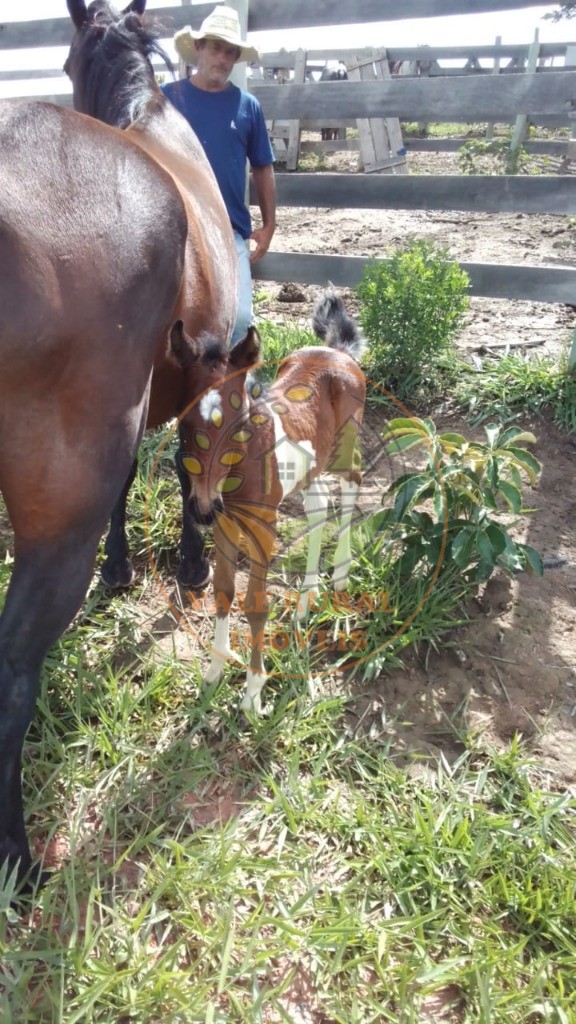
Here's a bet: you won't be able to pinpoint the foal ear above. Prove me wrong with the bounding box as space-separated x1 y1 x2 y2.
169 320 199 366
229 327 261 372
122 0 147 14
67 0 89 29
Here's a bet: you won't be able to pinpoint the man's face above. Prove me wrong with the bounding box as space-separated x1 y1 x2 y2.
195 38 241 89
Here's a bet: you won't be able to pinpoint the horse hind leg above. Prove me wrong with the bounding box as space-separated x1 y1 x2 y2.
101 458 138 588
0 530 104 890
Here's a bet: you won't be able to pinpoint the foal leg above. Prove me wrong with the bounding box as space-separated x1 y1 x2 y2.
241 522 276 715
204 518 241 685
101 459 138 588
332 477 360 591
0 531 103 888
297 479 330 621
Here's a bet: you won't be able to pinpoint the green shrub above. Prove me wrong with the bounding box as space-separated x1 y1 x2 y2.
356 238 470 401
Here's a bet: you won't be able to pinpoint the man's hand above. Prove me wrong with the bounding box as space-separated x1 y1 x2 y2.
249 223 275 263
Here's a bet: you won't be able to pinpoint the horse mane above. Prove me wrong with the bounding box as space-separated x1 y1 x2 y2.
66 3 175 128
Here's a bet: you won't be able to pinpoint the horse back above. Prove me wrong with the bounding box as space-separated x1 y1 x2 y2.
0 100 187 374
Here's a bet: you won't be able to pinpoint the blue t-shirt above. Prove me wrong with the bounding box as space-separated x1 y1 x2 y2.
162 78 275 239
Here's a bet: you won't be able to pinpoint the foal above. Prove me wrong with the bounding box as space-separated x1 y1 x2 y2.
176 289 366 713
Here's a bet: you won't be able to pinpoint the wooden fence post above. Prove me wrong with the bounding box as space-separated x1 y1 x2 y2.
485 35 501 141
508 29 540 171
286 48 307 170
560 43 576 175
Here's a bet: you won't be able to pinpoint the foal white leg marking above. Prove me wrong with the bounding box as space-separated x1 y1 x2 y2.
270 410 316 500
297 478 330 620
333 479 359 591
204 614 233 684
240 670 268 715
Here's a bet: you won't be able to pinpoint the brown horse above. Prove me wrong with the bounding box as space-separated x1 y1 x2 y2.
64 0 238 591
174 289 366 714
0 0 235 891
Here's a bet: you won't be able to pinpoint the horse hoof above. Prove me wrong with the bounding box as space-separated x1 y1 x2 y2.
177 561 213 591
100 559 135 589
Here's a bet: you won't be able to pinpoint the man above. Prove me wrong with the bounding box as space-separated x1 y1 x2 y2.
162 5 276 345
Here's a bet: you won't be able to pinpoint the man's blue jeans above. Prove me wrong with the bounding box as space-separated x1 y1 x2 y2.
231 231 253 346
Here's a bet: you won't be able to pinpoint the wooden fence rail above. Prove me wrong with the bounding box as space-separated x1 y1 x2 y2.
0 0 558 49
252 74 576 123
2 0 574 307
258 174 576 216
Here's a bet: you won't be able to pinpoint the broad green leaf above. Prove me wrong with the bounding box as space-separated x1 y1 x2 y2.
485 523 509 556
393 474 432 519
518 543 544 577
507 446 542 484
475 530 496 566
498 426 537 448
384 433 428 457
497 480 522 513
451 527 476 568
438 432 468 446
382 417 429 437
387 471 423 494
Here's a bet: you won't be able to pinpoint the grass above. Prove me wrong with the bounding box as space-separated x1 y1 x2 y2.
453 352 576 433
402 122 488 139
2 316 576 1021
2 615 576 1024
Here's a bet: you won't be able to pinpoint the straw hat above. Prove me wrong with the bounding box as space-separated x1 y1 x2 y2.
174 5 260 65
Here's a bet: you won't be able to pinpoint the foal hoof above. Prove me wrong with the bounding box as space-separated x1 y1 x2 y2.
177 561 213 591
100 558 135 589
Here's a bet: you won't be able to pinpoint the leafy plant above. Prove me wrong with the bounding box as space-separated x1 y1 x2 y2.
458 136 531 175
374 416 543 583
356 238 470 401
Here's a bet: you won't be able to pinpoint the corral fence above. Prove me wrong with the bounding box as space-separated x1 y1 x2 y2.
2 0 576 304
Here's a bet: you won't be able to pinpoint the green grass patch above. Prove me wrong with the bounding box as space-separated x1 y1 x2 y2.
453 353 576 433
2 630 576 1024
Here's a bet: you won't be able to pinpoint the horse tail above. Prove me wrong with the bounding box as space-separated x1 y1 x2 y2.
312 285 366 362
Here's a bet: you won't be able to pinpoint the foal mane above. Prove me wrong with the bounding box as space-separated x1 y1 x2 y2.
65 1 174 128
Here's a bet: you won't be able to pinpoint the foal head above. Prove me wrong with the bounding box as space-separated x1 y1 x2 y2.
171 324 261 518
64 0 173 126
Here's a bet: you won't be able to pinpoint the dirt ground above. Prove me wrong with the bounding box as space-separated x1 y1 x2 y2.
246 142 576 786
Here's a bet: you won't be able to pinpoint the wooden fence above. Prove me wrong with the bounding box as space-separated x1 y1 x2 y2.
2 0 576 304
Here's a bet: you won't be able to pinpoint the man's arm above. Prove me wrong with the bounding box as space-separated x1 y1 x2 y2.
249 164 276 263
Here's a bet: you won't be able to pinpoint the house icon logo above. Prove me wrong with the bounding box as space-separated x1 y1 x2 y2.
257 429 317 497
